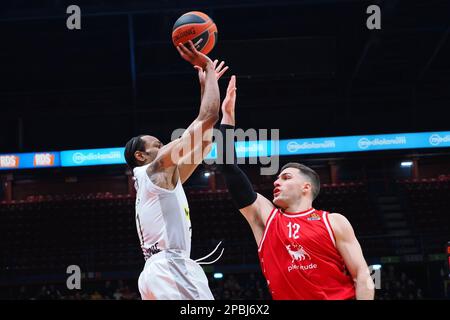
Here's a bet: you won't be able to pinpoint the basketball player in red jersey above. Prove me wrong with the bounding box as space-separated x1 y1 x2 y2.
216 77 374 300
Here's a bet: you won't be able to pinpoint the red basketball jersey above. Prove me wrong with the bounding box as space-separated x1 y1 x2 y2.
258 207 356 300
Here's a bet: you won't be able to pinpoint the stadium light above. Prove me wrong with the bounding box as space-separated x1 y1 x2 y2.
213 272 223 279
371 264 382 270
401 161 413 167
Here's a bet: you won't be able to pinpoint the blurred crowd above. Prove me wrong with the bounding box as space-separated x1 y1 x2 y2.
5 266 449 300
376 265 426 300
209 273 271 300
14 280 140 300
8 273 271 300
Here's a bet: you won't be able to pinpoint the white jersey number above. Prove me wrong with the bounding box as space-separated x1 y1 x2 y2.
287 222 300 239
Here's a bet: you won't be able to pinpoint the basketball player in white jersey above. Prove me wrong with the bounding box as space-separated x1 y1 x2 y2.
124 41 229 300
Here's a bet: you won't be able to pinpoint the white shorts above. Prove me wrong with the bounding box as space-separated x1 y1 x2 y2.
138 249 214 300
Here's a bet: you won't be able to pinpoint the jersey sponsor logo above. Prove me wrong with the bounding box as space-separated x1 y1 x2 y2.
286 243 316 272
288 263 318 272
307 212 321 221
286 244 311 263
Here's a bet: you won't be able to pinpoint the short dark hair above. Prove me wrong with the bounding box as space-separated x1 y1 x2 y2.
124 135 146 170
280 162 321 200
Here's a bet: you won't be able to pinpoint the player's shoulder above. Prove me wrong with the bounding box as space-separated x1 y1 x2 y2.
131 163 148 181
256 193 277 222
315 210 346 221
134 163 150 172
327 212 346 219
327 212 351 223
327 213 354 236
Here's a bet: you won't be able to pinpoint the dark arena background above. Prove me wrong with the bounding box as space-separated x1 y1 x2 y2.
1 0 450 301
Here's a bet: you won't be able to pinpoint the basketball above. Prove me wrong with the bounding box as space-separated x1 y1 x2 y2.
172 11 218 55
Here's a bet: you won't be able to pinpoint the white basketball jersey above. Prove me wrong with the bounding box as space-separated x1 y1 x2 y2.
133 164 192 260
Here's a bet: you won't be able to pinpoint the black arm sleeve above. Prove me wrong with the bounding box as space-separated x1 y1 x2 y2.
216 124 257 209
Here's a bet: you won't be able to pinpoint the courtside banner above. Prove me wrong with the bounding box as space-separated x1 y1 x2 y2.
206 131 450 159
235 140 272 158
205 140 274 160
1 131 450 169
0 152 60 170
279 131 450 156
60 148 125 167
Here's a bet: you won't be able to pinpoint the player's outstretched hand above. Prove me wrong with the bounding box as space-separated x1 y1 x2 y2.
176 40 213 70
194 59 229 88
221 75 236 116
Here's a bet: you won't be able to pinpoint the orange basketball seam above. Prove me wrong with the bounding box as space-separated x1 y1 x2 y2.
172 21 213 33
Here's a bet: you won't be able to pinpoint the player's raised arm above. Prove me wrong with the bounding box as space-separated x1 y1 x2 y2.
175 59 229 183
216 76 275 245
147 41 220 180
177 40 220 125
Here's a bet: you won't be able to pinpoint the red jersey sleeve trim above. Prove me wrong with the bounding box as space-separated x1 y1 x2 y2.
322 211 337 247
257 207 278 252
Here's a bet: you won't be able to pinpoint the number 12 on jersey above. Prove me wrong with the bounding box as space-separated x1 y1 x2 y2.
287 222 300 239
